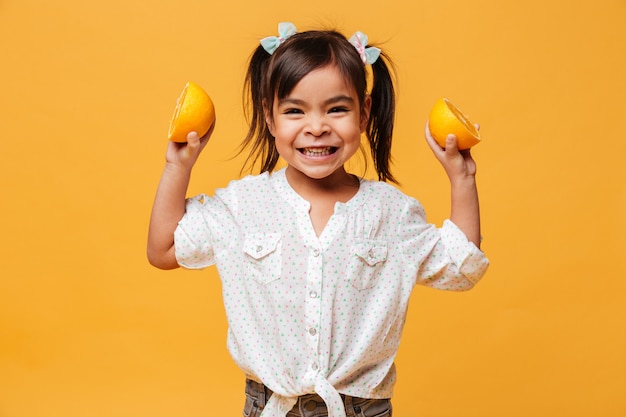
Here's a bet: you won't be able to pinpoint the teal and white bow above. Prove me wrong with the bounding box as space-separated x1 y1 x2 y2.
349 31 381 65
260 22 297 55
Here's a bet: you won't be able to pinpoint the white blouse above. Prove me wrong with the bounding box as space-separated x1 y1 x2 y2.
175 168 489 417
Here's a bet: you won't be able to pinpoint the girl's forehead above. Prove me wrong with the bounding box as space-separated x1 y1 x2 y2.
299 64 347 81
278 64 358 95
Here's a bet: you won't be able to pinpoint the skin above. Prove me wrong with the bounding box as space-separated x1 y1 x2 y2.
147 63 481 270
147 124 213 270
424 123 482 248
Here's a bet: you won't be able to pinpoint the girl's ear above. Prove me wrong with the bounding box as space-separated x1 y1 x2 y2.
263 100 275 136
360 95 372 132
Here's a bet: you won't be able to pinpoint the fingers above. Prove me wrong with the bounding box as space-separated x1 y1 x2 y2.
424 121 432 140
186 131 200 144
188 120 216 156
187 129 209 149
424 122 461 154
447 136 472 159
424 121 444 153
444 134 459 154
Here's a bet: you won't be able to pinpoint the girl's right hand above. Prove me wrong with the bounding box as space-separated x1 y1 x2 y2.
165 121 215 169
424 121 477 184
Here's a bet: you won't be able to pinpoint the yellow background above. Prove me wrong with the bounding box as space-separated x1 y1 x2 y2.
1 0 625 416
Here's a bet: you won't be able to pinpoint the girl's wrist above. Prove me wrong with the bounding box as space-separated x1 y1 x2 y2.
449 174 476 189
164 160 194 177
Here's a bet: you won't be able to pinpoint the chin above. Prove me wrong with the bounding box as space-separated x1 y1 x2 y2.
288 165 342 181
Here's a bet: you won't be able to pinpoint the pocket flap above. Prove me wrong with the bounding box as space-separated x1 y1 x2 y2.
244 233 281 260
352 239 388 266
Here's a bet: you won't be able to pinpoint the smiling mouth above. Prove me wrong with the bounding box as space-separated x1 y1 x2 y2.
298 147 338 156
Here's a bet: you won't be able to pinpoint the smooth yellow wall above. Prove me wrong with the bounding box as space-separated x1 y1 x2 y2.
1 0 625 416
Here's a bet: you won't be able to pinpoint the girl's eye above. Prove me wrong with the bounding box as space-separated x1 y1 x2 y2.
329 106 349 113
284 108 303 115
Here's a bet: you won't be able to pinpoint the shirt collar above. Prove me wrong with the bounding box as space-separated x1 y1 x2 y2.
270 168 371 214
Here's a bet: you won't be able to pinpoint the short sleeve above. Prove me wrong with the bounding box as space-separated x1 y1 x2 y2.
174 194 215 269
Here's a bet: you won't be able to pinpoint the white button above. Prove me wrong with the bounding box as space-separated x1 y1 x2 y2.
256 245 263 253
309 327 317 336
311 363 319 370
312 249 320 257
309 291 318 298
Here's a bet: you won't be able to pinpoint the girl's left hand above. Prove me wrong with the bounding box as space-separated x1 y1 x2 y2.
424 122 478 182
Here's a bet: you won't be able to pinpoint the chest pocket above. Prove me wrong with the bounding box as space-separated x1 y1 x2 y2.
243 233 282 285
346 239 388 290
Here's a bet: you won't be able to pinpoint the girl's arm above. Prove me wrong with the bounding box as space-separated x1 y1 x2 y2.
424 123 481 248
147 129 212 269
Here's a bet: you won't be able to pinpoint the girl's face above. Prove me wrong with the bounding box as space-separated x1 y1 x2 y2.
266 64 371 184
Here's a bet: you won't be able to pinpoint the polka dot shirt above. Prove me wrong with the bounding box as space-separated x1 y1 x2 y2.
174 168 489 417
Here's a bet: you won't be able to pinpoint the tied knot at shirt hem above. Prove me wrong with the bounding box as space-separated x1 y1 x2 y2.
261 374 346 417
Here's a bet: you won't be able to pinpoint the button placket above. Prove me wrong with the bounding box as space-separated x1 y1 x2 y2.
304 245 323 374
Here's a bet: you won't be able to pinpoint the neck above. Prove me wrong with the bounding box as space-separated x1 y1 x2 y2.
285 166 359 202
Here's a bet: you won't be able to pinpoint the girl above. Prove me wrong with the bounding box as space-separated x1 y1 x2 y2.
148 22 489 417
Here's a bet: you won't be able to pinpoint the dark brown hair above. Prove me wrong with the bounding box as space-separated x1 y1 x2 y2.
242 29 397 183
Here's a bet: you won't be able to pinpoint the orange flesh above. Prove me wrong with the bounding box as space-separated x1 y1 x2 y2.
168 85 188 138
445 98 479 137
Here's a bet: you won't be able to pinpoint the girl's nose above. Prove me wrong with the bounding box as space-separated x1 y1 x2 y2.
306 115 330 137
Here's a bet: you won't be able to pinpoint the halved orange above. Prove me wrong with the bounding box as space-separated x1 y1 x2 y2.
168 81 215 143
428 98 480 150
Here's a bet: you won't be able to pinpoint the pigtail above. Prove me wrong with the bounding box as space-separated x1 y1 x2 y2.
367 50 397 184
241 46 280 174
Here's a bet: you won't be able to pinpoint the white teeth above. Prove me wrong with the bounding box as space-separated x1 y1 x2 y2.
301 147 333 156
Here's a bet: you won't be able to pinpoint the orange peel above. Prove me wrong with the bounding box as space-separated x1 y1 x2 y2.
168 81 215 143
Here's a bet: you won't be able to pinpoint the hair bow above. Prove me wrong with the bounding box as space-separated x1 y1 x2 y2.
349 31 381 65
260 22 297 55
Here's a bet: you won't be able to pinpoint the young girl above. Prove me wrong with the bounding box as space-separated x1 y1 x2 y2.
148 22 489 417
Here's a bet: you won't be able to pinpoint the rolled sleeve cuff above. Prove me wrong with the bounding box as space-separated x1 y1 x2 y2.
440 219 490 284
